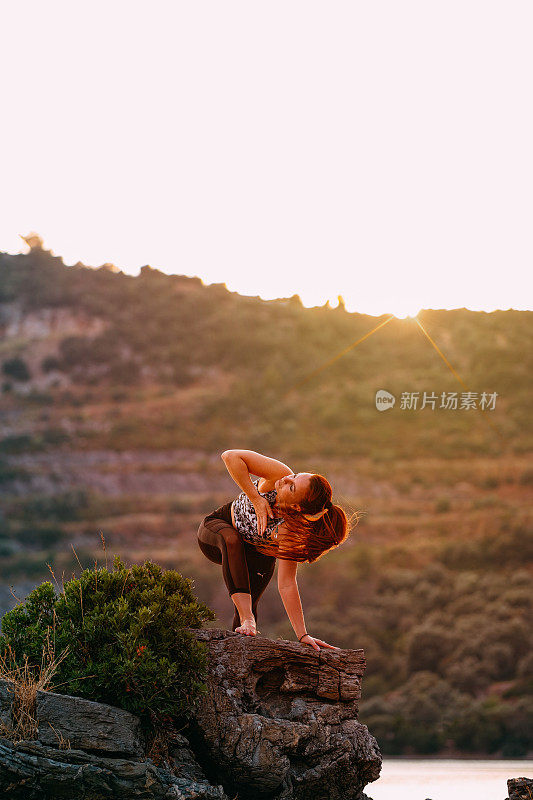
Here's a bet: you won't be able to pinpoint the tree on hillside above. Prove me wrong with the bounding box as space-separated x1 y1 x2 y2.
2 357 31 382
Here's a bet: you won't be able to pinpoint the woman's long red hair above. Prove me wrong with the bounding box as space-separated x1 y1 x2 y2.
254 474 364 563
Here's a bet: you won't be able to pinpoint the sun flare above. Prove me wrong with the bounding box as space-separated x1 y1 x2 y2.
389 302 421 319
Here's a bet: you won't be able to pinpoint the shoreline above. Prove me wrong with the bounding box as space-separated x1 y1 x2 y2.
380 754 533 761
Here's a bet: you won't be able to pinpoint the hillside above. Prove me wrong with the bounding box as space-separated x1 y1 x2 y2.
0 242 532 756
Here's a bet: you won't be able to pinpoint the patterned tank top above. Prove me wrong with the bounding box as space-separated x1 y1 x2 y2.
231 478 285 547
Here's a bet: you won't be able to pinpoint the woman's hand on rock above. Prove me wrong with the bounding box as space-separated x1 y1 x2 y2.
253 496 274 536
299 635 340 651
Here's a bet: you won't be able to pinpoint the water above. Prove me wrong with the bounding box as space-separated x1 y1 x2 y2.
366 758 532 800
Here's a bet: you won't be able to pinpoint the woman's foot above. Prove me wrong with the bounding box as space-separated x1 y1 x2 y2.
235 617 257 636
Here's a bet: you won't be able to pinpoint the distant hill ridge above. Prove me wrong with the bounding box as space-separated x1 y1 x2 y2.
0 243 530 457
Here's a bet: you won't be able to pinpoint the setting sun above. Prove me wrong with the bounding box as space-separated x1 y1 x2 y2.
388 303 421 320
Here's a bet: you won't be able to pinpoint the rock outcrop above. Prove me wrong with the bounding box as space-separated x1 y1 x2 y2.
507 777 533 800
0 629 381 799
189 630 380 799
0 676 226 799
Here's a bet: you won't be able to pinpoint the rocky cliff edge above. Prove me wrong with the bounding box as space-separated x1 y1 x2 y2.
0 629 381 800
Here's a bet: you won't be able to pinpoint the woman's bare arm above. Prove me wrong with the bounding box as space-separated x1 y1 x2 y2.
221 449 289 534
221 450 293 485
277 559 339 651
277 560 307 640
277 557 299 588
279 585 308 637
221 450 262 502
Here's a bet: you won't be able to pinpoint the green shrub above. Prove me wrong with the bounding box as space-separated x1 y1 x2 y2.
17 490 91 522
406 625 460 674
440 524 533 569
0 459 26 484
435 497 451 513
2 357 31 382
0 557 216 729
41 356 62 373
16 525 65 548
41 428 70 446
0 554 49 580
0 434 41 455
519 468 533 486
26 390 54 405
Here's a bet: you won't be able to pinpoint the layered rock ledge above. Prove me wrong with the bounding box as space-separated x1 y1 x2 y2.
507 777 533 800
0 629 381 799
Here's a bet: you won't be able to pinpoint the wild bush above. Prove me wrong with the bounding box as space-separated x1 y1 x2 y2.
16 490 91 522
0 557 216 730
2 357 31 382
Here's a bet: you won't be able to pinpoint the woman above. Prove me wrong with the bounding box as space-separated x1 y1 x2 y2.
197 449 361 651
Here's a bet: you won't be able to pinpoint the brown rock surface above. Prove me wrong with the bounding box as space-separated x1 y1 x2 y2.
187 629 381 799
0 630 381 799
0 737 228 799
507 777 533 800
35 687 145 756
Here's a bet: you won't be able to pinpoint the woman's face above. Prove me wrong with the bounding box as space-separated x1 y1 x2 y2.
274 472 313 509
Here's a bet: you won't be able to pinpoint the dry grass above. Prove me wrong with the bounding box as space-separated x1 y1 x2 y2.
0 630 70 743
44 719 71 750
146 727 174 766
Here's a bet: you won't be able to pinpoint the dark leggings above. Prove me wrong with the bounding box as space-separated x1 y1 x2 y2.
197 501 276 631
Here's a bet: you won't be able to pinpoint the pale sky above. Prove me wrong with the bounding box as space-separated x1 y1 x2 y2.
1 1 532 317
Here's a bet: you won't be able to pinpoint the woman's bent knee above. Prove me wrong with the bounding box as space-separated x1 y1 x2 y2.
224 529 243 550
